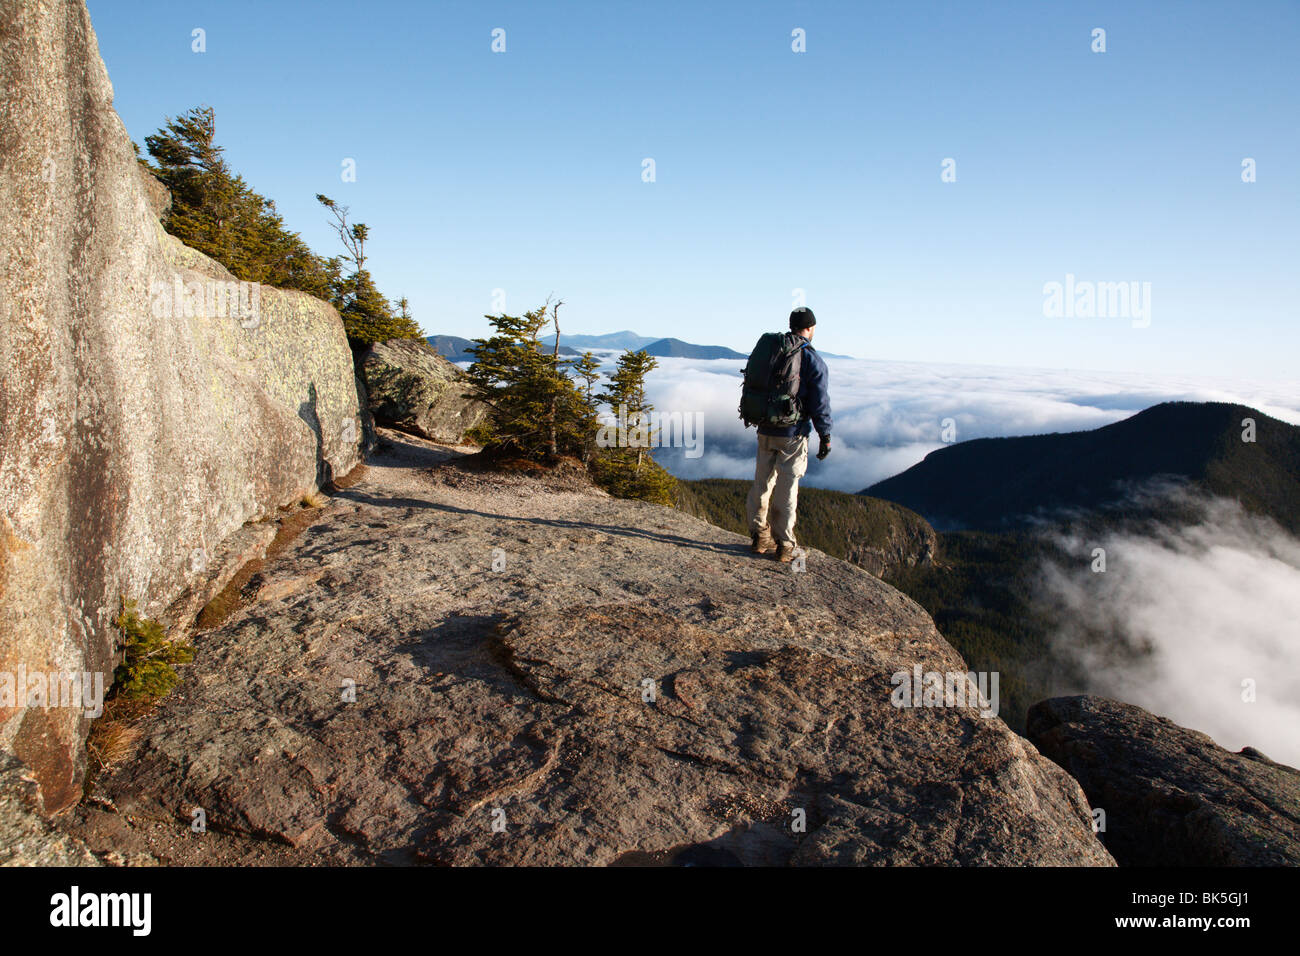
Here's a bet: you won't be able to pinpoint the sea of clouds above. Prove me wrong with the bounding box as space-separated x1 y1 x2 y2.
622 353 1300 492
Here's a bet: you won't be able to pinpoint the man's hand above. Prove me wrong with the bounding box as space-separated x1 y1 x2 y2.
816 436 831 460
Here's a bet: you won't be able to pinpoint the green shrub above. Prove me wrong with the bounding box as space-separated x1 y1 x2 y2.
112 599 194 701
463 419 497 447
591 448 677 505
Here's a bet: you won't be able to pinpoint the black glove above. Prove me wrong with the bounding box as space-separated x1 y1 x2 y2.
816 436 831 460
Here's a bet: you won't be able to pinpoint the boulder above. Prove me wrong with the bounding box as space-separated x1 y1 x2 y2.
358 338 489 445
1028 696 1300 865
0 0 365 812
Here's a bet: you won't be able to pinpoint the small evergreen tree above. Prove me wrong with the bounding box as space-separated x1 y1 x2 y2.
316 195 424 345
598 349 659 471
464 302 596 461
465 308 674 502
593 349 677 504
573 351 602 406
112 599 194 701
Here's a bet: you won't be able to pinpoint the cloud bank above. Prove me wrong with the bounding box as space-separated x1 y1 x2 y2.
629 355 1300 492
1037 492 1300 768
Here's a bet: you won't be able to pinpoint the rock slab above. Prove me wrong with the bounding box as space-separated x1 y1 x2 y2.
88 432 1114 866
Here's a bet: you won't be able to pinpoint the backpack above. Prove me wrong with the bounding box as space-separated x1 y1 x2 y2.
738 331 807 428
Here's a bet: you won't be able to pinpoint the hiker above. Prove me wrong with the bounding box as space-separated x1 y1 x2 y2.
738 306 832 562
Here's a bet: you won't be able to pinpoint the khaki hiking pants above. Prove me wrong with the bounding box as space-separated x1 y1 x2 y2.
746 433 809 546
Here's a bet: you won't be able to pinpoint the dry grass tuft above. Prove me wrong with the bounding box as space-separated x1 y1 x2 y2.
301 489 329 509
86 703 146 774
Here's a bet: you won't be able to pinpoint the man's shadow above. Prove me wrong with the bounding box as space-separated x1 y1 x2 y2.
298 381 334 488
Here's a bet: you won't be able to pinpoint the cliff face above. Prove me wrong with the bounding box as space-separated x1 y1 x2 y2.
843 516 937 578
73 430 1114 866
0 0 364 810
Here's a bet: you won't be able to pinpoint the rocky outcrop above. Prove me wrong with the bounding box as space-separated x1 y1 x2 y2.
0 0 364 811
844 513 937 578
78 430 1114 866
1028 696 1300 866
357 338 489 445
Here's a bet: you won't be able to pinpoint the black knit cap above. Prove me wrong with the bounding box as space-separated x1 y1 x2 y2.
789 306 816 330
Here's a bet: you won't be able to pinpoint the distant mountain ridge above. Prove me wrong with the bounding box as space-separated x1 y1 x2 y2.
431 329 854 362
641 338 747 360
864 402 1300 534
543 330 658 351
425 335 475 361
429 331 749 362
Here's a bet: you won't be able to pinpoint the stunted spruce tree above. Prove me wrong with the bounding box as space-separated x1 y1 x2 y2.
463 302 598 462
316 194 423 346
141 106 334 297
464 307 676 503
592 349 677 504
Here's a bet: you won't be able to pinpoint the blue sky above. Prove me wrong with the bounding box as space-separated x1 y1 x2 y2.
87 0 1298 380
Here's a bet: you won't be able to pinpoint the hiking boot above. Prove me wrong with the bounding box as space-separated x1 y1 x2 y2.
751 529 776 554
776 542 796 563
